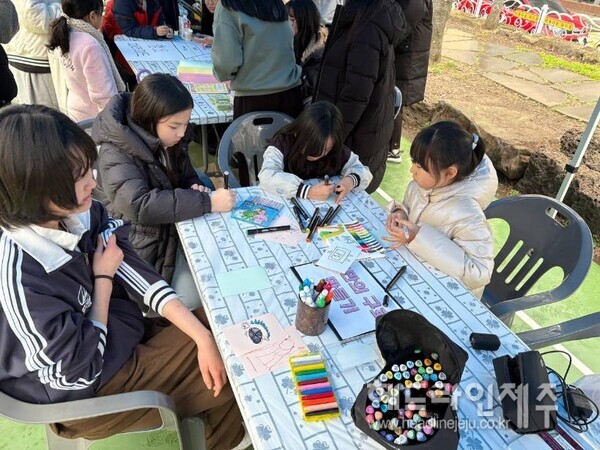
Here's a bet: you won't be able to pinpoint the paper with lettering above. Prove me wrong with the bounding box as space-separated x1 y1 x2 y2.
292 262 400 340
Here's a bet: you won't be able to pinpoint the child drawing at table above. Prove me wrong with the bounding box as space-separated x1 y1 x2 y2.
258 101 372 204
93 74 236 309
0 105 249 450
384 121 498 298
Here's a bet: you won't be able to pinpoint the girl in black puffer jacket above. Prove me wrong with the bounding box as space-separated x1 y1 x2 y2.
93 74 236 308
314 0 408 192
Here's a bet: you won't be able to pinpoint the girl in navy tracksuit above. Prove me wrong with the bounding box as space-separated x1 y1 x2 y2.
0 105 247 450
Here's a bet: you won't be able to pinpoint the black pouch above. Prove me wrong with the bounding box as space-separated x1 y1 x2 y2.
351 310 468 449
493 351 557 433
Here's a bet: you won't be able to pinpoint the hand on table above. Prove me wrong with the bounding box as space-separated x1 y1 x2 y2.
210 188 237 212
192 35 213 48
335 177 354 204
156 25 173 39
308 182 334 201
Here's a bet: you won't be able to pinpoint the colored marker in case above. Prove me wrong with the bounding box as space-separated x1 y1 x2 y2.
289 352 340 422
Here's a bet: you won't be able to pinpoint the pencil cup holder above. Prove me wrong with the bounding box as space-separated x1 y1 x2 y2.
295 296 330 336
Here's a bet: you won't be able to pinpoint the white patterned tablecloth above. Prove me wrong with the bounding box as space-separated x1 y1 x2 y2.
177 187 599 450
114 35 233 126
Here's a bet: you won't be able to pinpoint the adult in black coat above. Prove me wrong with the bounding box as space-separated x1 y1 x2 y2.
389 0 433 157
314 0 407 192
0 46 17 108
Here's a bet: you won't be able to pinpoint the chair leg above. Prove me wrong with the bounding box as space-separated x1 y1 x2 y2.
501 312 515 328
179 416 207 450
45 425 92 450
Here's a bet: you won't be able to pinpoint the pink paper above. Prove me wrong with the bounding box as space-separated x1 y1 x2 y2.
239 326 308 380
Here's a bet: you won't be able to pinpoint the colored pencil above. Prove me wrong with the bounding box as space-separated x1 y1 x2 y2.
305 407 340 417
298 382 331 392
298 377 328 386
304 402 339 413
300 387 333 395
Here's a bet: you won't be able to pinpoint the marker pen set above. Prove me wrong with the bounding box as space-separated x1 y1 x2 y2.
298 278 333 308
289 352 340 422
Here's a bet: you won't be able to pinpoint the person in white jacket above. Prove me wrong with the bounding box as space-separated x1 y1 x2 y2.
3 0 62 107
258 101 372 203
385 121 498 298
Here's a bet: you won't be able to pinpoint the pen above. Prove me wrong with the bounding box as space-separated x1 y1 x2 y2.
292 205 306 231
325 205 341 225
223 171 229 189
319 206 334 227
324 175 330 185
247 225 291 235
386 265 407 291
291 197 310 220
305 209 321 243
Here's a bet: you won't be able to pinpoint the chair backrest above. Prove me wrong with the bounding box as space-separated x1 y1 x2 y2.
394 87 402 119
217 111 293 187
483 194 593 307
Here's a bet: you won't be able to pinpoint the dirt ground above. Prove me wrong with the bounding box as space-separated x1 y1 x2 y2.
402 12 598 195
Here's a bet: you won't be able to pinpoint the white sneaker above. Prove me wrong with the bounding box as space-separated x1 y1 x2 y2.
387 149 402 163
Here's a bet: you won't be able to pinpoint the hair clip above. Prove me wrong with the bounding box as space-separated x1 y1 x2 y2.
472 134 479 151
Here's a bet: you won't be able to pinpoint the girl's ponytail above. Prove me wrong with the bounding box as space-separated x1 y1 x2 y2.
47 16 71 55
471 133 486 168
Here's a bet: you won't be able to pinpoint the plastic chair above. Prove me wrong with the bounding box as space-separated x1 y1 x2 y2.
217 111 293 187
0 389 206 450
394 86 402 120
482 194 596 349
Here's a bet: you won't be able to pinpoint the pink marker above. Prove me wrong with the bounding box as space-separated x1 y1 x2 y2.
298 382 331 392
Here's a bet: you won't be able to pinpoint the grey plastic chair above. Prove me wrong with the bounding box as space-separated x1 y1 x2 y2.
217 111 293 187
0 389 206 450
482 194 596 349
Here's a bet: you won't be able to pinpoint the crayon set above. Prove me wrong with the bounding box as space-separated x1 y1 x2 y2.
289 353 340 422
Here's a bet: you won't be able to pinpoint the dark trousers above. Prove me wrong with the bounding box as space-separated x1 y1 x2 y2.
233 85 303 120
390 106 403 150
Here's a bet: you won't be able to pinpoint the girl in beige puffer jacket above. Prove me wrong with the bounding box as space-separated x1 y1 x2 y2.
384 121 498 298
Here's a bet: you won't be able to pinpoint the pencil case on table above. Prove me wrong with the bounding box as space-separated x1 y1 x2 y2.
289 352 341 422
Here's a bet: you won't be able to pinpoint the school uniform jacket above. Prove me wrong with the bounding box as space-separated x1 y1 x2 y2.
0 201 177 404
389 156 498 298
258 143 373 199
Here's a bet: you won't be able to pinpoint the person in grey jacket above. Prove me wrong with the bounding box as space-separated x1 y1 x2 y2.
211 0 303 119
259 101 372 202
0 0 19 44
93 74 236 309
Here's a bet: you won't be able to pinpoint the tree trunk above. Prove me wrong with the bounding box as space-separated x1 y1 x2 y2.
430 0 454 63
484 0 504 30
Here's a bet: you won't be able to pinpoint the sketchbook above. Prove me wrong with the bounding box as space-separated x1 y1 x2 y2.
231 195 285 227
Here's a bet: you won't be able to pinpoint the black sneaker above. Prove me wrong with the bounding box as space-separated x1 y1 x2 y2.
387 149 402 163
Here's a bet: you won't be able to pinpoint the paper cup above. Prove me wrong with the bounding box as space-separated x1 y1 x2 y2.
295 296 330 336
